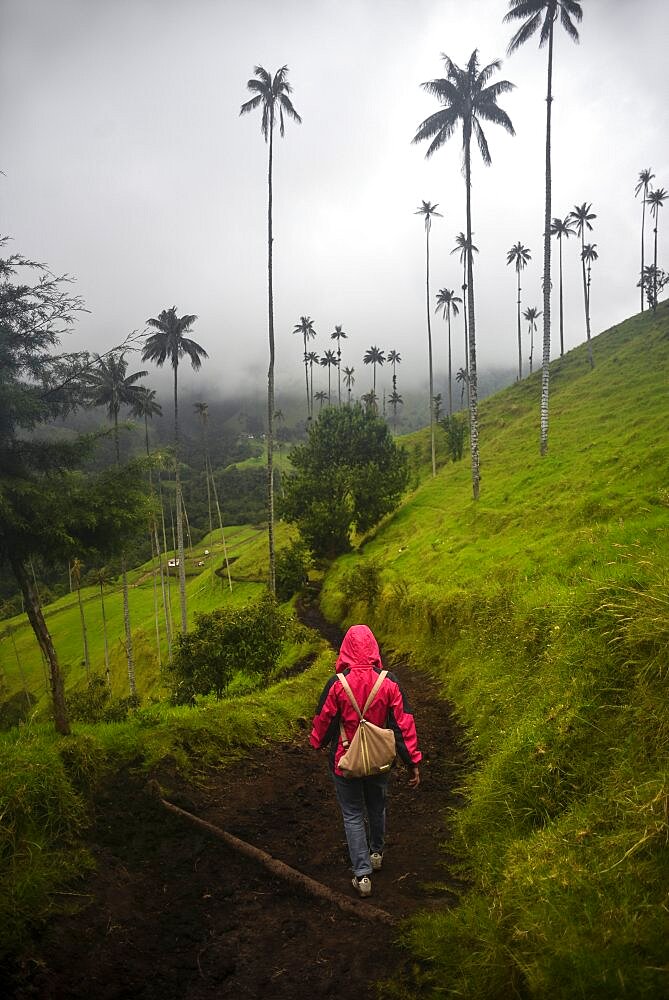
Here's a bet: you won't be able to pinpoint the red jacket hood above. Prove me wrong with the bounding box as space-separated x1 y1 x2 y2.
335 624 383 673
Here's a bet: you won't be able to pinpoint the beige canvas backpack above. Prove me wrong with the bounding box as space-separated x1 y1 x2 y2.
337 670 396 778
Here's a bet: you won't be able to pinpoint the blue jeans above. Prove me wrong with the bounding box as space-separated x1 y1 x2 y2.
332 772 389 878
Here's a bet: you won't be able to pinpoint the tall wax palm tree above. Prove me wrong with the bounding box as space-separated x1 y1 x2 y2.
94 568 111 688
389 389 403 433
194 401 213 534
569 202 596 368
505 0 583 455
320 349 338 403
87 351 148 696
306 351 319 414
456 366 469 408
293 315 316 417
387 350 402 393
330 325 348 404
581 243 598 330
415 200 443 477
451 232 479 395
343 365 355 404
635 168 655 311
361 390 378 412
314 390 327 411
550 215 575 356
506 242 532 380
435 289 462 416
142 307 207 632
414 51 515 499
240 66 302 596
648 187 667 312
523 306 542 374
363 346 385 394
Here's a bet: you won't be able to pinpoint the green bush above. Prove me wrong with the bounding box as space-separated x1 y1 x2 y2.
439 412 468 462
168 594 290 704
66 675 139 724
341 561 382 611
275 540 311 602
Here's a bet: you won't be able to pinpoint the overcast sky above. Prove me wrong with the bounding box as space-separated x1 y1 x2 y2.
1 0 668 404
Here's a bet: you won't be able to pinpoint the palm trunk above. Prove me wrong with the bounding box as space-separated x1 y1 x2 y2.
149 522 162 671
581 230 593 367
9 553 70 734
309 361 314 415
266 114 276 596
653 220 658 311
462 266 470 409
447 312 453 417
640 193 646 312
425 226 436 476
114 414 136 690
464 137 480 501
516 267 522 380
558 234 565 356
99 581 111 689
173 365 188 631
303 337 310 418
539 20 554 456
209 461 233 592
529 322 534 374
76 583 90 678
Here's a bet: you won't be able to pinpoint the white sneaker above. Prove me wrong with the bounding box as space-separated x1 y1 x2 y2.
352 875 372 897
371 852 383 871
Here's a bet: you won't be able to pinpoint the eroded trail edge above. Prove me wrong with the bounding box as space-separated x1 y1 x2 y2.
13 599 467 1000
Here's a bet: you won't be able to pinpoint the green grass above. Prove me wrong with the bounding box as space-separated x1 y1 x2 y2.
0 521 298 717
320 303 669 998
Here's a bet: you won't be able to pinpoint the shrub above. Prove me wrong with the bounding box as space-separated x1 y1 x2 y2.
439 412 468 462
66 676 139 724
168 594 290 704
275 540 312 602
341 561 382 611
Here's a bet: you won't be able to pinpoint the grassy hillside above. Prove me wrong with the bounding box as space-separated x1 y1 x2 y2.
320 303 669 998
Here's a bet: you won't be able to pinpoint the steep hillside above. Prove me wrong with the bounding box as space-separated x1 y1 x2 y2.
320 302 669 998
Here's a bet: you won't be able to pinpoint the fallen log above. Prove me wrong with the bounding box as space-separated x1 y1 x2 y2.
146 780 396 927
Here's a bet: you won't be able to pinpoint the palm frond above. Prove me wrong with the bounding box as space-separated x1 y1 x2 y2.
504 0 545 23
477 102 515 137
560 4 581 42
240 94 263 117
538 8 554 47
473 119 491 165
506 11 542 54
420 77 462 107
477 59 503 88
253 66 272 86
278 93 302 125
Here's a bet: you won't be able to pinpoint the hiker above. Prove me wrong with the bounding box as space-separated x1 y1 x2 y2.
310 624 421 898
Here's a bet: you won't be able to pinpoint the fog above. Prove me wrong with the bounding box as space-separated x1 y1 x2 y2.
1 0 667 407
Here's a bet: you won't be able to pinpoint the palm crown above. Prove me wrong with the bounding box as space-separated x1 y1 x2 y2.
505 0 582 54
142 307 207 372
451 232 479 262
507 242 531 272
239 65 302 139
647 188 667 220
635 168 655 199
415 200 442 233
413 50 515 166
569 202 597 238
435 289 462 317
550 216 575 239
87 352 148 421
131 386 162 422
293 315 316 343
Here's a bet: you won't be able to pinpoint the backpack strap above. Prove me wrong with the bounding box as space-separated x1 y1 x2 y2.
338 670 388 749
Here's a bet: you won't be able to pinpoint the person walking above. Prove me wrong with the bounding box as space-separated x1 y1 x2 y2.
310 624 421 897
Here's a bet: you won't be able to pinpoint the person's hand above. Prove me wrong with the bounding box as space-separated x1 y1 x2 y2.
408 764 420 788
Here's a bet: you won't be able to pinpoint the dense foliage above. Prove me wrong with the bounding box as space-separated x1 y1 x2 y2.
281 404 409 557
275 540 311 602
168 594 290 703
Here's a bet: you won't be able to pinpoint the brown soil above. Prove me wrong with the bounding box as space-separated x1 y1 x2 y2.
9 599 468 999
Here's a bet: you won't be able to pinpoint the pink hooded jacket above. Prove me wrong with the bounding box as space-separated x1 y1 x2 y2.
310 624 422 776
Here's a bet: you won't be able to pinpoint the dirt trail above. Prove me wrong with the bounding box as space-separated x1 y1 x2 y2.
10 599 467 1000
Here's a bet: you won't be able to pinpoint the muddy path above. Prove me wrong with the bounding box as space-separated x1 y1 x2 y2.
10 598 468 1000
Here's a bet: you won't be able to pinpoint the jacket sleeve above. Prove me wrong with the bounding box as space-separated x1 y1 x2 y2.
386 673 422 766
310 676 341 749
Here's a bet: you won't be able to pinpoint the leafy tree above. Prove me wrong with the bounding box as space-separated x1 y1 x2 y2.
169 595 289 703
635 168 655 312
435 290 461 417
0 241 152 733
415 200 442 476
570 202 597 367
343 365 355 404
550 215 575 356
414 51 514 499
320 348 338 403
363 345 385 394
439 412 467 462
638 265 668 310
506 242 531 380
240 66 302 596
505 0 583 456
281 404 409 558
142 306 207 630
523 305 542 374
330 324 348 404
456 366 469 408
293 315 316 417
647 187 667 312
